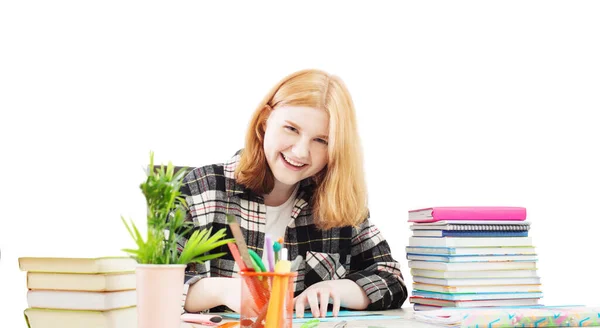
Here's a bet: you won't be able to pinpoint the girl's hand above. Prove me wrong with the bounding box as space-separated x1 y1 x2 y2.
293 281 341 318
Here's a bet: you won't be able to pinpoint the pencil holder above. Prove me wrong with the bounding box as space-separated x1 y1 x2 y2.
239 270 297 328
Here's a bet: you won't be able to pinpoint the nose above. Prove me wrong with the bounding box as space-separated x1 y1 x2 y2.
291 137 310 160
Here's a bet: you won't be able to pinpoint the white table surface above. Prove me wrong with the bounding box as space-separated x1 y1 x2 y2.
180 308 444 328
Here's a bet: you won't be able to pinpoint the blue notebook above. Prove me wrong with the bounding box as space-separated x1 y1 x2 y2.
413 230 528 237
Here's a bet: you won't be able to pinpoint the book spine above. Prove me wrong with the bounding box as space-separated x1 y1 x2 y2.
441 231 529 237
447 224 530 231
432 207 527 221
409 237 533 247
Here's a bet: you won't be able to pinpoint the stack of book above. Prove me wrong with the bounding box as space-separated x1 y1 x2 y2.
19 257 138 328
406 207 543 311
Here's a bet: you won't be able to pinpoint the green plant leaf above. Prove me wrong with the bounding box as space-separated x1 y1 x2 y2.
121 152 233 265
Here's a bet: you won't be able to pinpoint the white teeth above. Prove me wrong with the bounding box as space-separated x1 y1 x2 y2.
282 154 305 167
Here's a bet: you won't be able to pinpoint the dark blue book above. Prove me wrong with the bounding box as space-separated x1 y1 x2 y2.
413 230 529 238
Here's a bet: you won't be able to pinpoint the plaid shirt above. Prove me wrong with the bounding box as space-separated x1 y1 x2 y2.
180 151 407 311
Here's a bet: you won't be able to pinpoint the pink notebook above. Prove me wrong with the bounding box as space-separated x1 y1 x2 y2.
408 207 526 223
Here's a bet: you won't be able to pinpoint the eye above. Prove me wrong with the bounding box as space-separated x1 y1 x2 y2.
284 125 299 133
315 138 328 145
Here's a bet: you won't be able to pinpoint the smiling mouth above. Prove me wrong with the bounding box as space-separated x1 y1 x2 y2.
281 153 307 168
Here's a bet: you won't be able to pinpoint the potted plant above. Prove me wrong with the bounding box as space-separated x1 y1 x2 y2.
121 152 233 328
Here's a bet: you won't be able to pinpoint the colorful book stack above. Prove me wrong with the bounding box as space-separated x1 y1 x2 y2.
406 207 543 311
18 257 138 328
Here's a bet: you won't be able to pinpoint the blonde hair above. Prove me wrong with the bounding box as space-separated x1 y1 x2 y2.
236 69 368 229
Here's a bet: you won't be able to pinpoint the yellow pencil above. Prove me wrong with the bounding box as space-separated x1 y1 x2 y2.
265 249 291 328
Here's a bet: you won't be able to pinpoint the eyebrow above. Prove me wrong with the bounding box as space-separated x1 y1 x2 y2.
285 120 328 139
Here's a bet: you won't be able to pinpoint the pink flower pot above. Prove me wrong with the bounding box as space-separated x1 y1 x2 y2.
135 264 186 328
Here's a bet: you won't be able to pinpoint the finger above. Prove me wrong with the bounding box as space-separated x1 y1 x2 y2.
331 292 341 317
307 290 320 318
318 290 329 318
295 296 306 319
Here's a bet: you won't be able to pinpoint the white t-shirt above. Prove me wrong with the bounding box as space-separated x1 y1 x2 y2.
262 184 299 263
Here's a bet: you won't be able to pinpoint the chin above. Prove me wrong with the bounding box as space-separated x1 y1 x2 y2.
272 172 302 187
277 178 302 187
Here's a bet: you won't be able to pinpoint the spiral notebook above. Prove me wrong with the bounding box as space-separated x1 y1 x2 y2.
412 230 529 237
411 222 531 231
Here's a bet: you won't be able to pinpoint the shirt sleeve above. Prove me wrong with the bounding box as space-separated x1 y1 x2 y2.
344 217 408 310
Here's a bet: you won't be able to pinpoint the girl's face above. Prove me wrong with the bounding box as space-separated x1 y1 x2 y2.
263 106 329 188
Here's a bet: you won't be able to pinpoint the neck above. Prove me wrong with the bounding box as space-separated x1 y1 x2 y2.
264 181 297 206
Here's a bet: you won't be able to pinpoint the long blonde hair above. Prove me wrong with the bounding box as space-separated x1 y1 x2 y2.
236 69 368 229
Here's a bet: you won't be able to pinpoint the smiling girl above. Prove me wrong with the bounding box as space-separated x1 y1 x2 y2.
179 69 407 318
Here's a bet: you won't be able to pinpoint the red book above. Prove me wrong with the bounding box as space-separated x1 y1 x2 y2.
408 206 526 223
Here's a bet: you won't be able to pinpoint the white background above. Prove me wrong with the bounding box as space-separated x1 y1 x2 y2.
1 1 599 327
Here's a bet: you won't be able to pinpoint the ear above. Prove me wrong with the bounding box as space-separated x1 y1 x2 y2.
255 105 272 141
260 105 273 130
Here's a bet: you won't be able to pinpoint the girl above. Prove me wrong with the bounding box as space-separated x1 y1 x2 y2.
179 69 407 318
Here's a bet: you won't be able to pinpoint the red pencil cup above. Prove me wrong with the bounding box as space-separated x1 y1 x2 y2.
239 270 297 328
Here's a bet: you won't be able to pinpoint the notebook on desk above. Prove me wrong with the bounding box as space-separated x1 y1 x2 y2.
408 207 527 223
410 221 531 229
18 257 137 273
223 310 375 319
221 310 402 323
409 236 533 247
412 230 529 237
413 306 600 327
